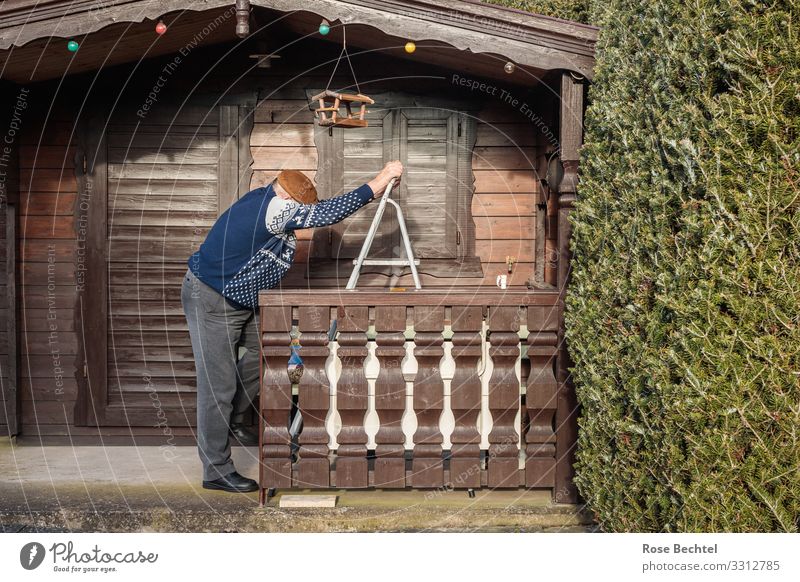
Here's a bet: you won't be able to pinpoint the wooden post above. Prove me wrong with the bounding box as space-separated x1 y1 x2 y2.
0 82 18 437
74 110 108 427
260 306 293 491
295 306 331 488
554 71 585 503
373 305 407 488
335 305 369 488
411 305 445 487
3 204 18 436
448 305 483 488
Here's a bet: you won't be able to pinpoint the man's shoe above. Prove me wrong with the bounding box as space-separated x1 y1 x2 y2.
202 471 258 493
229 423 259 446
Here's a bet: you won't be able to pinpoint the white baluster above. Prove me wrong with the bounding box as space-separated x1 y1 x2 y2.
515 342 524 470
439 339 456 450
478 319 493 450
401 339 418 450
325 340 342 451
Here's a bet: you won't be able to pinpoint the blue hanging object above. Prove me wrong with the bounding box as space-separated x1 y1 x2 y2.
287 344 304 383
288 345 303 366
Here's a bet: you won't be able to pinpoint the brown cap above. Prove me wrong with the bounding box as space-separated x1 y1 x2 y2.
276 170 318 204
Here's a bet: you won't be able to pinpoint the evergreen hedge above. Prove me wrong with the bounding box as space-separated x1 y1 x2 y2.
566 0 799 531
483 0 591 24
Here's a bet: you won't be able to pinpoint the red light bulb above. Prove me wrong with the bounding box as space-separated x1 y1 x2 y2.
155 21 167 35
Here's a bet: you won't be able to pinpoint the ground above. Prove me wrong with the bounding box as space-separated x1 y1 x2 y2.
0 439 595 532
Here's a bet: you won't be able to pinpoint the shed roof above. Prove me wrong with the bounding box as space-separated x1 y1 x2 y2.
0 0 597 83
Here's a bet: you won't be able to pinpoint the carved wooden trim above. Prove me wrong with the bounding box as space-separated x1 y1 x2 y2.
486 305 522 488
411 305 445 487
235 0 250 37
373 305 407 488
294 306 331 488
334 305 369 487
260 306 293 490
448 306 483 488
553 71 585 503
0 1 598 79
524 304 558 487
258 295 567 497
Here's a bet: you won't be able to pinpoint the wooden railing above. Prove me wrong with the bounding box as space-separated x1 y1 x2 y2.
258 289 571 504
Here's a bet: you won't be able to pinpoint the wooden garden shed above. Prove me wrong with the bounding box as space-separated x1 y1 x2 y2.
0 0 596 503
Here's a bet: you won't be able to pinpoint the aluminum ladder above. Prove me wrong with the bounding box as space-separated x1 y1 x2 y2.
346 178 421 290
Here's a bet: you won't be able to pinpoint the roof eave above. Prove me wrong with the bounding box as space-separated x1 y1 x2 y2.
0 0 597 79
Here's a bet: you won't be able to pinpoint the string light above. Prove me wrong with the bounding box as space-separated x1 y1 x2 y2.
404 41 416 54
504 61 516 74
155 20 167 35
67 40 79 52
319 19 330 35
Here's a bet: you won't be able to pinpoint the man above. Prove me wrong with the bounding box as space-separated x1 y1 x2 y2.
181 161 403 493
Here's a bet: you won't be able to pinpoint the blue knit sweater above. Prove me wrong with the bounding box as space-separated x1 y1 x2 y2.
188 182 375 309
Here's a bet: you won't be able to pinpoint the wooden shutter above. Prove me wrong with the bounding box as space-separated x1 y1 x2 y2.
312 101 478 274
104 104 222 424
397 109 459 259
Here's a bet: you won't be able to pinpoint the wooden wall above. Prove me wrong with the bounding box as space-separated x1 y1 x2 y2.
247 47 556 289
18 110 81 436
7 39 559 438
0 145 15 437
1 82 21 437
472 102 540 288
0 197 8 436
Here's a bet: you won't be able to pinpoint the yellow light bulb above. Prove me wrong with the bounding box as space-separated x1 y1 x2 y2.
405 42 416 54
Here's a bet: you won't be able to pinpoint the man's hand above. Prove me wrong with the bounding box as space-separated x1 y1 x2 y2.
367 160 403 198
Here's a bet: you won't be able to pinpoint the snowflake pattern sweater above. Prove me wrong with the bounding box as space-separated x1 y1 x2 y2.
188 182 375 309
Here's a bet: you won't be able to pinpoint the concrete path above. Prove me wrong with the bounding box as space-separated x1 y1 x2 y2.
0 439 596 532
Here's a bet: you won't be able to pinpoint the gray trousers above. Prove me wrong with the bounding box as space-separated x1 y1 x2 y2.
181 268 260 481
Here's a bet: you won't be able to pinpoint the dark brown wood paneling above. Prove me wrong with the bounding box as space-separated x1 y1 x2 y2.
449 305 483 488
103 103 220 426
3 204 18 435
486 305 522 488
75 110 108 426
294 306 331 488
373 305 407 488
334 305 369 488
260 306 293 490
524 315 558 487
411 305 445 487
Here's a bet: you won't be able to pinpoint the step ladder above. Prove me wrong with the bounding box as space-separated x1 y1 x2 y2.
346 178 421 290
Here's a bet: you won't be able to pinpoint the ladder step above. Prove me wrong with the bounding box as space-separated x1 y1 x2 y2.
355 259 421 266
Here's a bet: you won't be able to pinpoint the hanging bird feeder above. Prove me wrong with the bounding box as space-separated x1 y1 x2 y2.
310 90 374 128
309 25 374 129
